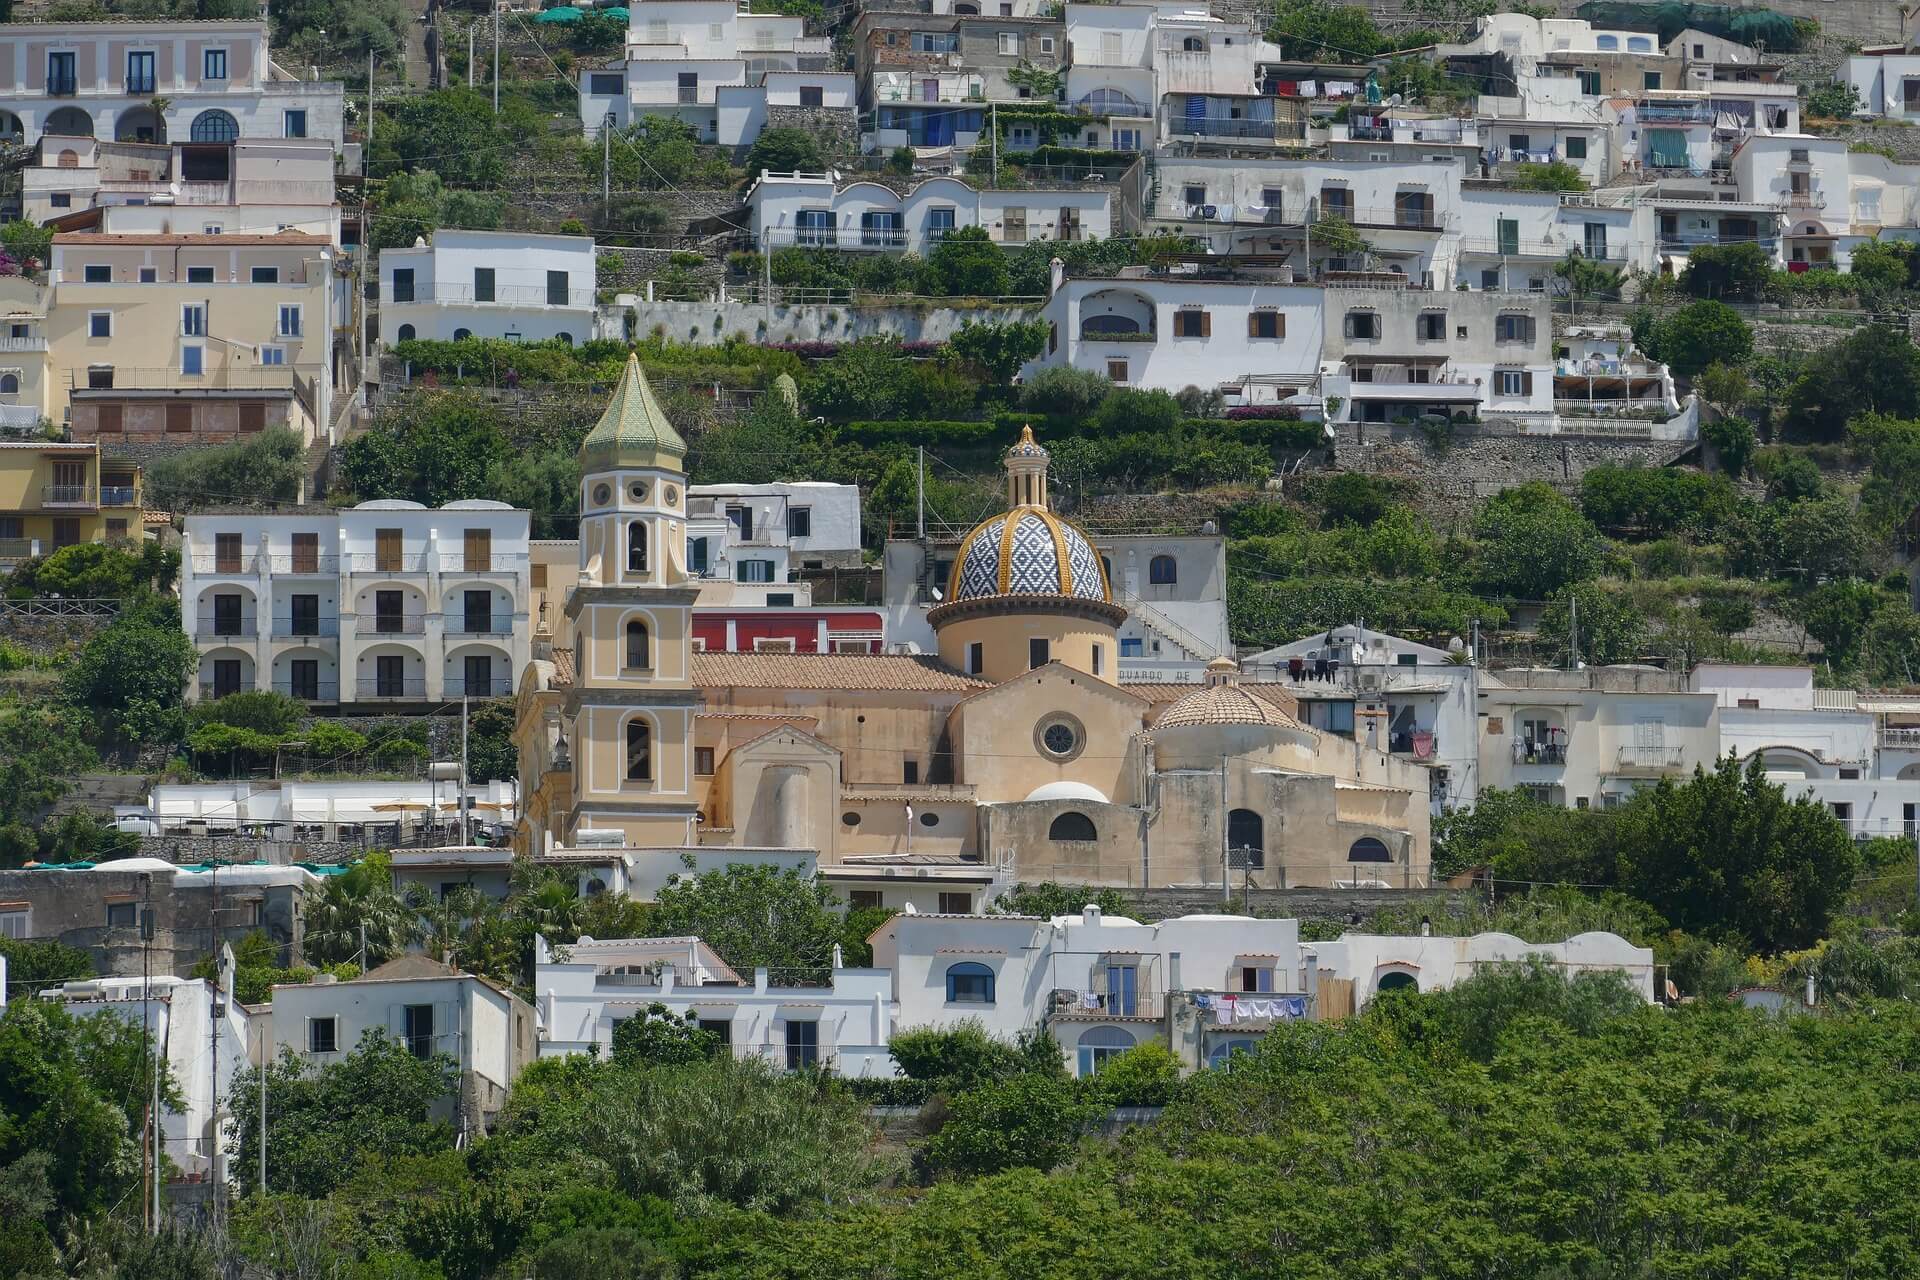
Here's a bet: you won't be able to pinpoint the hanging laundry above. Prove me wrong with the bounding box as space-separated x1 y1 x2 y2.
1298 80 1318 97
1080 991 1102 1011
1215 997 1236 1026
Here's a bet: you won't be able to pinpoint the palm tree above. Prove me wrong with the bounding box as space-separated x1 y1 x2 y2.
304 860 411 966
408 883 488 964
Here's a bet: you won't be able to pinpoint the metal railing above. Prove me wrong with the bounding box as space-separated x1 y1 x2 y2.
271 680 339 701
859 228 906 247
1512 742 1567 766
356 677 428 699
1166 117 1306 143
1880 728 1920 749
344 553 429 573
100 485 137 506
445 676 512 697
1334 205 1450 232
42 484 95 506
194 615 257 638
380 282 594 308
48 76 77 96
444 614 513 635
68 366 303 391
266 554 339 574
270 617 340 638
356 614 427 634
198 682 251 700
1052 989 1168 1019
1613 746 1686 772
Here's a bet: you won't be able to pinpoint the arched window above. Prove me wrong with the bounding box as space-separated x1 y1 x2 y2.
555 331 573 345
0 373 17 394
1082 313 1142 335
625 618 650 669
1207 1037 1259 1069
1182 36 1203 51
1376 971 1417 993
453 328 472 341
1078 88 1145 115
945 962 995 1004
396 324 415 342
627 522 648 574
1149 554 1177 585
626 718 652 781
1348 836 1392 863
1076 1026 1134 1076
1049 811 1097 841
57 149 80 168
1227 809 1263 870
189 110 239 142
1595 34 1618 50
1627 36 1651 52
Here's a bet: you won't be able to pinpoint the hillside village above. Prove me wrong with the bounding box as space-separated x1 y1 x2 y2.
5 0 1920 1275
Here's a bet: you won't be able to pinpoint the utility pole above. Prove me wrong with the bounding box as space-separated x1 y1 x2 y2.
492 0 501 114
1569 593 1579 669
603 114 613 203
460 695 471 846
989 102 997 176
1219 753 1229 905
468 23 476 88
366 46 374 172
139 872 153 1233
915 446 925 540
258 1043 267 1197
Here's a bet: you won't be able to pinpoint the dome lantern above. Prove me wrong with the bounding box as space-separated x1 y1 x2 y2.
1005 424 1051 510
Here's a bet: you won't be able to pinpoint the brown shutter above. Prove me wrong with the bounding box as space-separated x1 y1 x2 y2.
238 402 265 432
376 528 401 572
1048 322 1057 354
1199 311 1211 337
1521 371 1534 395
215 532 241 573
464 528 490 572
1525 316 1538 342
1274 312 1286 338
531 562 548 589
165 403 193 433
291 531 318 574
1248 313 1259 338
97 404 123 434
1343 312 1355 338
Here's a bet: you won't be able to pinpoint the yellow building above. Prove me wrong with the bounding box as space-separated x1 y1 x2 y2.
516 361 1432 898
0 439 144 569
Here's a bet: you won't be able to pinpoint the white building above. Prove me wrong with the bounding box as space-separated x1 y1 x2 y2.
115 779 520 848
1309 929 1657 1011
1023 271 1324 406
21 136 342 241
0 20 345 152
179 500 533 710
1729 134 1920 271
687 480 864 577
1456 185 1632 292
46 974 253 1182
534 933 898 1075
578 0 852 149
1321 289 1557 426
270 954 537 1135
378 230 597 348
1842 38 1920 122
745 172 1114 255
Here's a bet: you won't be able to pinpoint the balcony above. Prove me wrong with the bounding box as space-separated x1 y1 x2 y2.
1326 205 1449 233
198 682 253 700
1166 117 1306 144
48 76 78 97
356 614 427 635
448 553 526 574
344 553 428 573
0 336 46 353
271 617 341 639
272 680 340 702
195 615 257 639
445 613 514 635
1880 727 1920 750
859 228 906 248
1459 236 1572 259
1079 323 1155 342
68 366 302 393
378 282 595 309
445 676 513 698
100 485 137 507
42 485 96 507
1611 745 1687 775
191 553 258 575
1050 989 1168 1020
1512 741 1567 767
265 553 339 574
356 678 428 700
1781 190 1826 210
793 228 838 248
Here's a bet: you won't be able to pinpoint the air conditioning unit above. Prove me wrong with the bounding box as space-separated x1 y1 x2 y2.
1357 669 1385 692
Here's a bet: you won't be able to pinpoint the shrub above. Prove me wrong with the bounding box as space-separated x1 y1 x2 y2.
1223 404 1303 420
1020 366 1113 417
923 1071 1097 1177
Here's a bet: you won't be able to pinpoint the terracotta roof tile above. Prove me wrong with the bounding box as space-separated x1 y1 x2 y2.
1124 681 1297 706
53 232 330 246
692 651 987 692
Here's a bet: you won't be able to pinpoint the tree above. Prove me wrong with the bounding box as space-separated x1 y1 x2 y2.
1681 243 1773 302
229 1031 457 1199
916 226 1010 297
0 706 97 832
1785 324 1920 440
273 0 408 58
1472 483 1606 598
1539 582 1645 666
304 855 413 966
371 91 522 187
0 221 53 272
1805 80 1862 120
144 426 306 511
62 605 195 749
1553 251 1622 313
466 700 518 785
1643 300 1752 378
610 1004 721 1067
1775 494 1865 582
1509 161 1588 192
0 938 92 994
8 541 177 598
648 864 843 976
1797 579 1882 666
1264 0 1387 60
1695 362 1751 416
947 319 1050 383
991 881 1133 918
1702 415 1756 476
744 127 825 177
1615 754 1859 951
924 1070 1097 1177
1019 366 1112 417
889 1021 1064 1092
1861 606 1920 686
688 392 828 485
338 393 510 507
1848 237 1916 292
189 689 305 736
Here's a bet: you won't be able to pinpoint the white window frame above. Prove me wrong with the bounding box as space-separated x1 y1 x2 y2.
0 905 27 940
1495 369 1526 396
182 304 206 337
181 344 204 376
251 265 280 284
999 32 1018 55
88 311 112 338
1039 36 1055 53
279 304 303 337
259 345 286 366
308 1015 339 1054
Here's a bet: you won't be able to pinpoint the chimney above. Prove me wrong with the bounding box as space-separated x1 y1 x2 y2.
1049 256 1066 294
1082 904 1102 926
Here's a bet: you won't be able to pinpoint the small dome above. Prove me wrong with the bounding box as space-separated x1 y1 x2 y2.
1006 424 1049 458
1024 780 1110 804
1157 684 1302 731
950 508 1108 603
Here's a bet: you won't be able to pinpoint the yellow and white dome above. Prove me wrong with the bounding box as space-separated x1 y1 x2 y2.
948 506 1110 604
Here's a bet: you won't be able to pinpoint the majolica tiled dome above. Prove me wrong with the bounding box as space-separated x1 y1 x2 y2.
949 507 1109 604
1157 658 1303 730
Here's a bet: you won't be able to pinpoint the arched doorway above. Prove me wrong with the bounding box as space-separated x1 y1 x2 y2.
115 104 166 144
1376 971 1417 994
44 106 94 139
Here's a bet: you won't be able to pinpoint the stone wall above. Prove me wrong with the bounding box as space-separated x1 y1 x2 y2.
608 298 1038 347
1125 886 1480 928
135 834 372 866
765 105 861 160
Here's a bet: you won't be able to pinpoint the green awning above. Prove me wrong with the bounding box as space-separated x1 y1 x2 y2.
1647 129 1690 169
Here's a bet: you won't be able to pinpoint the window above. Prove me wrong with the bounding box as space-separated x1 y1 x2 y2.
188 266 215 284
1249 310 1283 339
212 657 241 696
849 890 883 911
999 32 1018 55
1183 184 1206 207
1182 35 1203 51
625 619 650 669
1120 636 1143 658
1566 135 1587 160
375 654 406 697
1147 554 1177 585
127 50 156 93
1004 207 1027 243
1577 70 1601 95
795 209 835 247
48 50 77 94
627 522 648 574
214 532 243 572
736 559 775 584
1040 36 1055 53
1348 837 1392 862
1049 811 1096 841
626 719 653 781
938 891 972 914
182 304 206 337
1077 1026 1134 1077
375 528 403 572
308 1017 338 1054
182 346 203 375
0 906 27 940
1414 310 1447 341
288 659 320 700
1494 313 1536 343
402 1004 434 1058
1495 369 1532 397
784 1019 819 1070
0 373 18 397
1173 308 1209 338
946 962 995 1003
911 32 959 53
1029 637 1050 668
50 193 71 209
453 329 472 341
799 84 823 108
966 641 984 675
284 109 307 138
787 506 811 538
251 266 279 284
89 312 111 338
1208 1037 1260 1069
694 746 714 775
107 901 137 929
546 270 569 307
259 346 285 366
190 109 238 142
391 268 415 303
1643 72 1661 90
83 264 111 284
1227 808 1264 868
473 268 495 303
589 72 623 94
903 760 920 785
1092 644 1104 677
1106 359 1128 383
926 207 955 240
289 594 319 636
204 48 229 79
1344 311 1380 340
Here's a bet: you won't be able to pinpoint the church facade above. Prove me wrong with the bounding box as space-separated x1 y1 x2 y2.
514 357 1433 896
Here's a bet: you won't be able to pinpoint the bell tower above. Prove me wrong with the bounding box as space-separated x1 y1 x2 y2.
560 353 702 845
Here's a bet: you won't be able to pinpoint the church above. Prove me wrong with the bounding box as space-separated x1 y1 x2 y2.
512 355 1433 904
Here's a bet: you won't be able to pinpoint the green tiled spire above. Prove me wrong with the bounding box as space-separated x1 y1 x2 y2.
578 352 687 473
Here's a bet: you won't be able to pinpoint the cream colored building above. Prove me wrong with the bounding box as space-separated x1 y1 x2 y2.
0 439 143 569
514 366 1431 897
46 230 334 444
0 276 51 431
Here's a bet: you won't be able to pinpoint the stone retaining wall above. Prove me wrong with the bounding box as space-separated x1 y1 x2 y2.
609 298 1037 347
1125 886 1480 925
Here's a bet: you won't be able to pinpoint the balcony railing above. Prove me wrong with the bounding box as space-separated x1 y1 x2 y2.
198 682 252 700
356 614 427 635
1079 324 1156 342
100 485 137 506
271 617 341 638
266 553 340 574
356 677 429 699
195 616 257 638
1051 989 1168 1019
444 614 513 635
448 554 526 574
272 680 340 701
1781 191 1826 210
191 553 256 574
1612 746 1686 773
42 485 95 506
794 227 837 248
1512 741 1567 766
1880 727 1920 749
68 366 302 392
859 228 906 247
48 76 78 97
1334 205 1449 232
379 282 595 308
126 75 156 94
344 553 428 573
1167 117 1306 143
0 336 46 352
445 676 513 697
